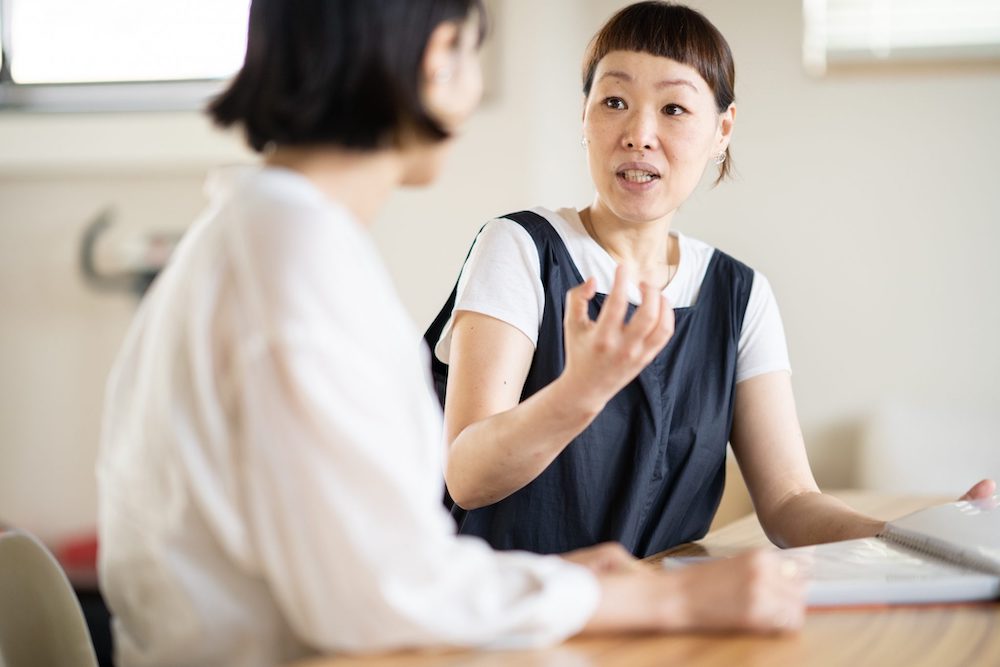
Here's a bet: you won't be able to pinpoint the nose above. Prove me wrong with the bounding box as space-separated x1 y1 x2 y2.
622 109 658 152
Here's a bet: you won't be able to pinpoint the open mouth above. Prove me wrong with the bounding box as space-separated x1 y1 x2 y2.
617 169 660 184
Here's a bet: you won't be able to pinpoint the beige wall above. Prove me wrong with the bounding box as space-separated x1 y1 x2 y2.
637 0 1000 488
1 0 997 541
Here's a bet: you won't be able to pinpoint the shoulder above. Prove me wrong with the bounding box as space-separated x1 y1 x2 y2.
467 205 578 266
464 216 538 275
214 167 398 324
690 235 754 273
219 167 374 272
682 233 755 283
478 207 577 244
234 168 358 238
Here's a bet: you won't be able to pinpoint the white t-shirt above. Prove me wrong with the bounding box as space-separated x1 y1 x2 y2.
435 207 790 384
97 168 599 667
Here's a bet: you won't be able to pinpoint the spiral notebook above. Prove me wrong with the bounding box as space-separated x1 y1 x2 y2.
784 495 1000 607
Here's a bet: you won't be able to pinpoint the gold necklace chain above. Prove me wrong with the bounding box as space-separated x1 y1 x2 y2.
579 208 677 290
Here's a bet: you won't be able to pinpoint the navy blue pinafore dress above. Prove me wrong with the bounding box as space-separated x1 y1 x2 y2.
424 211 754 558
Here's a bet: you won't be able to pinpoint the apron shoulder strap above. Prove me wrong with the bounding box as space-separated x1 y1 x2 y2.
422 210 556 407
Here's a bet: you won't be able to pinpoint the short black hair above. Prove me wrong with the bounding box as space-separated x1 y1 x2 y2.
209 0 486 153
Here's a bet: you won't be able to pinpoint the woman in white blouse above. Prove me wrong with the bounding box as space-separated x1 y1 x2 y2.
96 2 821 666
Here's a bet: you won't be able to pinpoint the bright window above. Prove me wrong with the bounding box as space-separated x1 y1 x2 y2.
0 0 250 111
803 0 1000 75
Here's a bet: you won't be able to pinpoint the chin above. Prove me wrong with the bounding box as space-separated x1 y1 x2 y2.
401 168 439 187
609 201 673 225
600 186 674 223
401 140 451 187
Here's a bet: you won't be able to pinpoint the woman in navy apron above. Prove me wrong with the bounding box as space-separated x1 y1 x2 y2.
426 2 994 558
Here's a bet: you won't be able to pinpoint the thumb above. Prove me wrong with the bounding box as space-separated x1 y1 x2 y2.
564 278 596 331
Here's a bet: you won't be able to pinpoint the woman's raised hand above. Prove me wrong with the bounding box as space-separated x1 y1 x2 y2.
562 265 674 413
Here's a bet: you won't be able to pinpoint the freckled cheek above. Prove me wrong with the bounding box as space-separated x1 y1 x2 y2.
586 126 620 154
586 137 624 175
661 133 714 170
659 124 703 149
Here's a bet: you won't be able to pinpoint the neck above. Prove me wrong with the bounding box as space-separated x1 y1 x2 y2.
582 199 678 283
265 146 405 226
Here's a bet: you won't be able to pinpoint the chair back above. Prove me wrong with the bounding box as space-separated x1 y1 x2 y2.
0 530 99 667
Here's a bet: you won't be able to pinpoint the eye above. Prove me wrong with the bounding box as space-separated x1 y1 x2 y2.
603 97 627 111
662 104 686 116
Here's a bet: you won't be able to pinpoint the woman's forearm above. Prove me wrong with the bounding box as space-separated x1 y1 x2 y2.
445 375 603 509
444 275 673 510
730 374 886 549
761 490 886 548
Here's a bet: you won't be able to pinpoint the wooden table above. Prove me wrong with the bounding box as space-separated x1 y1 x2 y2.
290 492 1000 667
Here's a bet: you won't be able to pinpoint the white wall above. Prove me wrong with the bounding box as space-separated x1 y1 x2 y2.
636 0 1000 486
373 0 596 319
1 0 997 541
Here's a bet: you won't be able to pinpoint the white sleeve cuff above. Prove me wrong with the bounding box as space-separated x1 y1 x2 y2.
736 271 791 381
481 553 601 650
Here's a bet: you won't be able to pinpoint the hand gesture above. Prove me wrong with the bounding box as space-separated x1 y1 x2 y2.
562 265 674 413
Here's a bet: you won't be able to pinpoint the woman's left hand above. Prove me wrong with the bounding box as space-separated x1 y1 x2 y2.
959 479 997 501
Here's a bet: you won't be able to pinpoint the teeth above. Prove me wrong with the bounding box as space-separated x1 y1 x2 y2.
620 170 657 183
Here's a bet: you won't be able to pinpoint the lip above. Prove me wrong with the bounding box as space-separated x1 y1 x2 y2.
614 161 662 192
615 161 662 177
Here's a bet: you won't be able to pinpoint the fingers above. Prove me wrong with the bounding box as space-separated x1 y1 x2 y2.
741 552 807 633
594 265 630 335
564 277 596 332
589 542 643 574
623 281 674 362
959 478 996 501
622 280 661 340
642 293 675 353
562 268 674 400
602 269 675 350
691 550 806 633
561 542 640 575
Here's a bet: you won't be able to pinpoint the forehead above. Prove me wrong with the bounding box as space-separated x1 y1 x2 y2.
593 50 709 94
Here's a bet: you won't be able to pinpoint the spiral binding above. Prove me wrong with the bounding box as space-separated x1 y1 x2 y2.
878 527 1000 576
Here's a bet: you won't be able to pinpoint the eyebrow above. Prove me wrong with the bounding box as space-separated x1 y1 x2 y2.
599 70 699 92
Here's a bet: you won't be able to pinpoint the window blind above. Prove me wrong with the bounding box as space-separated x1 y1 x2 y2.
803 0 1000 74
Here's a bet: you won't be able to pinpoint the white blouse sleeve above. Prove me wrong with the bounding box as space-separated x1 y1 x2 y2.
434 218 544 363
736 271 792 383
232 214 598 653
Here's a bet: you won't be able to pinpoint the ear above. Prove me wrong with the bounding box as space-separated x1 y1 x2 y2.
716 103 736 153
422 21 461 97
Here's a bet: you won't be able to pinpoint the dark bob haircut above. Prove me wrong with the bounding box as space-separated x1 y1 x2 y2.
582 2 736 182
209 0 486 153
